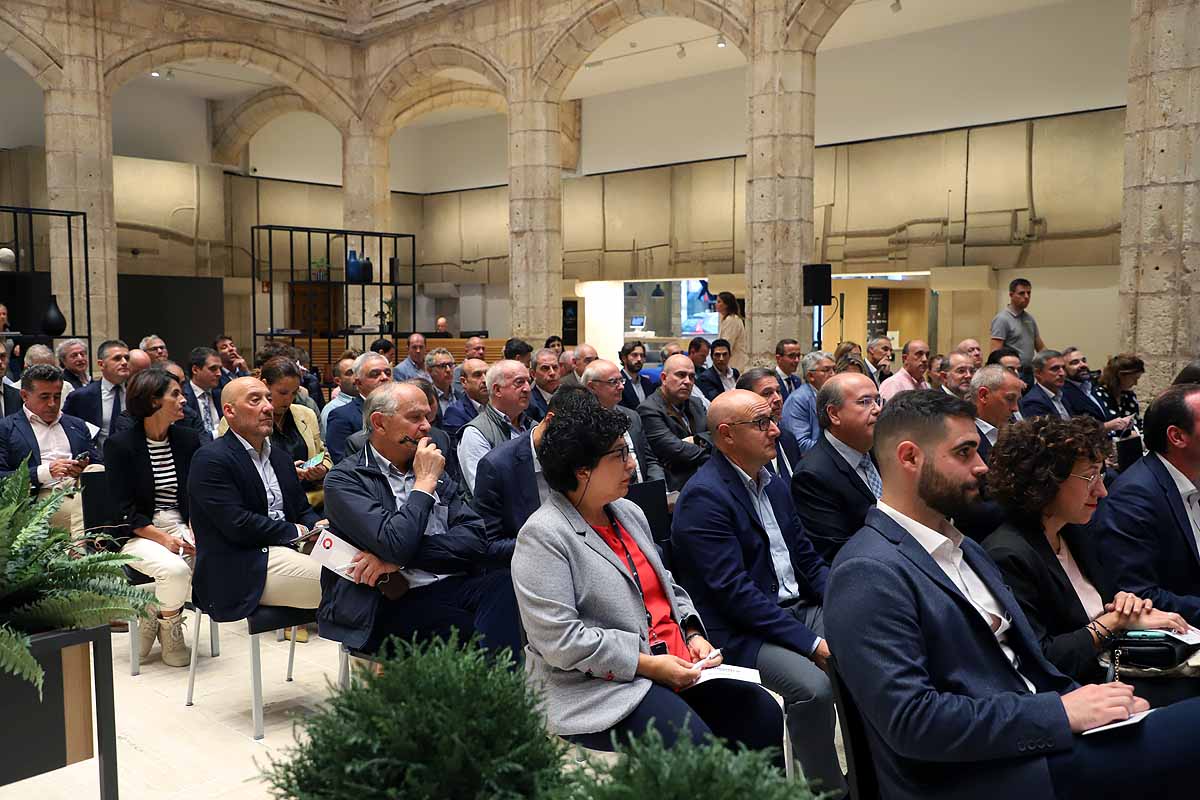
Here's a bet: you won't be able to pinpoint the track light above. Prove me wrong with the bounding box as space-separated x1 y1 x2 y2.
890 0 902 12
150 70 161 77
677 44 687 60
716 34 727 48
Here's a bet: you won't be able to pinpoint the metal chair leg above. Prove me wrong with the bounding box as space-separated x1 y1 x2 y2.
337 646 349 690
286 627 298 681
782 708 796 781
276 629 285 643
209 619 220 657
129 617 140 676
185 608 203 706
250 631 265 740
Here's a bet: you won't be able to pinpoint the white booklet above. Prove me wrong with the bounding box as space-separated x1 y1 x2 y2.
308 529 363 581
686 664 762 689
1081 708 1155 736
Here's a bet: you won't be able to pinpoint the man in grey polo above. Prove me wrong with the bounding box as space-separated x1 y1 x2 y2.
989 277 1045 370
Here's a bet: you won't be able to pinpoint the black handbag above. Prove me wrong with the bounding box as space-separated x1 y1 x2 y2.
1107 635 1199 680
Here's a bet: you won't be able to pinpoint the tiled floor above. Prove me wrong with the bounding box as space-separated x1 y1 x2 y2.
0 618 338 800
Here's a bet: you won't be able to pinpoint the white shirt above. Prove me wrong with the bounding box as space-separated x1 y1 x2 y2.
877 500 1036 693
100 377 125 438
1157 454 1200 554
231 431 286 522
825 431 879 497
717 368 737 393
690 384 710 410
25 406 73 487
190 380 219 435
528 433 550 504
976 418 998 447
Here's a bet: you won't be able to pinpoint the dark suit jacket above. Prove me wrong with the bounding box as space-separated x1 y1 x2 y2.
103 421 202 544
472 431 540 566
1092 453 1200 624
790 433 876 562
319 446 488 650
62 379 104 429
775 370 802 402
218 366 249 392
769 427 802 483
528 387 550 422
0 410 101 489
301 371 324 410
637 389 710 492
615 404 665 484
325 395 364 464
441 394 480 441
1062 380 1110 422
187 430 320 622
1019 383 1067 420
182 381 221 432
825 508 1077 800
2 382 20 417
984 520 1111 683
975 422 994 464
619 371 657 411
695 366 739 402
114 406 207 439
671 452 829 666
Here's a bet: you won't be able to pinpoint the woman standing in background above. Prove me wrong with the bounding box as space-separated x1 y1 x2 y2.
716 291 747 372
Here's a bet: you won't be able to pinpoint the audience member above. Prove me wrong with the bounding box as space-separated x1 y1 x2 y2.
558 348 576 379
986 345 1024 375
188 377 323 622
670 390 844 793
864 336 894 386
1172 360 1200 385
639 353 710 491
832 341 862 363
140 334 169 363
184 346 222 441
659 341 682 365
695 338 739 402
941 350 976 400
512 401 783 755
544 335 564 355
1093 384 1200 624
1020 349 1070 420
985 416 1187 683
685 336 712 409
737 368 802 481
442 357 488 440
926 354 946 391
131 361 207 439
474 387 600 565
958 337 984 368
1061 347 1131 433
990 277 1045 375
559 342 596 388
503 337 533 367
435 316 450 335
452 336 486 385
824 389 1200 800
618 340 656 410
369 337 395 361
528 347 561 421
834 353 867 375
780 350 833 453
0 342 18 416
64 338 131 447
325 353 393 464
341 378 461 485
126 348 152 378
104 367 202 667
773 338 803 400
879 339 930 401
716 291 748 371
1094 353 1145 432
56 338 91 389
457 359 532 493
970 364 1024 464
791 372 881 562
582 360 664 484
425 347 458 419
319 354 358 438
214 334 249 390
393 333 431 381
0 364 101 536
296 348 324 410
320 382 519 657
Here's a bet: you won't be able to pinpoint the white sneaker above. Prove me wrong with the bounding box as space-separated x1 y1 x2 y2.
138 616 158 659
158 615 191 667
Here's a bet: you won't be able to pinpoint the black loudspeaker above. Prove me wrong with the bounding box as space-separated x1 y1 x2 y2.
802 263 833 306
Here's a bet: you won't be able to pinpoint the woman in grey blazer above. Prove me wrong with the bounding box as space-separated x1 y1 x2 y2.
511 400 783 754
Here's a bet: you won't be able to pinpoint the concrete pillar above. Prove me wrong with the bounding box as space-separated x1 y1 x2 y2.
744 1 815 364
342 117 391 330
45 11 117 344
1120 0 1200 392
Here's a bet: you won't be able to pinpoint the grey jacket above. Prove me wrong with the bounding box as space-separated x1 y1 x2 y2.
512 493 704 736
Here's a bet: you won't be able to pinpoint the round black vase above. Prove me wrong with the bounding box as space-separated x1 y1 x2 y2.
42 294 67 337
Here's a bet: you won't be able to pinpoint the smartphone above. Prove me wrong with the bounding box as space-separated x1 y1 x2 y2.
1125 630 1168 640
73 452 90 465
301 452 325 469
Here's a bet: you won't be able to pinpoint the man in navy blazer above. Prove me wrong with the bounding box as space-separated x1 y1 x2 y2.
617 340 656 411
1062 347 1137 436
63 338 130 447
1018 349 1071 420
772 338 803 401
442 357 488 441
187 377 322 622
671 389 844 795
1092 384 1200 624
319 382 520 657
527 347 561 422
790 372 882 561
826 389 1200 800
737 368 801 481
325 352 393 463
182 346 223 441
694 338 739 402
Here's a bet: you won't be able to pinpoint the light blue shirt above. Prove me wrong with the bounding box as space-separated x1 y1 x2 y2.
231 430 285 521
319 391 354 438
780 382 820 453
1037 383 1071 420
457 410 525 492
393 357 431 383
368 444 456 589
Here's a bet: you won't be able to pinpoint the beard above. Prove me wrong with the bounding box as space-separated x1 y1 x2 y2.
917 460 981 522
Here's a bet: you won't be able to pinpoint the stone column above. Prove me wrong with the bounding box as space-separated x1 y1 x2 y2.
744 1 816 364
45 11 117 344
342 117 392 331
1120 0 1200 393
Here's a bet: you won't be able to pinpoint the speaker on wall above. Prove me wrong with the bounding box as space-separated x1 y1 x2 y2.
802 263 833 306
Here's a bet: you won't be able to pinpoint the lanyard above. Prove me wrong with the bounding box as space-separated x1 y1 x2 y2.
604 507 652 628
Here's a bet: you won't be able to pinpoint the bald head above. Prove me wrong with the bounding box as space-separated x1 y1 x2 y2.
709 389 778 471
708 389 764 434
660 353 697 405
221 377 274 445
128 348 152 375
574 343 598 377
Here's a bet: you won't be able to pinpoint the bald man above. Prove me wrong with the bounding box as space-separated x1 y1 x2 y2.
187 377 324 622
670 390 845 795
638 353 710 491
560 343 597 388
127 348 153 376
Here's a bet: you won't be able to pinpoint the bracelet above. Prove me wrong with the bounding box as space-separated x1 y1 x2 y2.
1092 618 1114 638
685 632 704 643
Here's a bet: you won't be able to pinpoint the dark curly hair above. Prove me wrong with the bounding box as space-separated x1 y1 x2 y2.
988 416 1112 523
537 402 629 494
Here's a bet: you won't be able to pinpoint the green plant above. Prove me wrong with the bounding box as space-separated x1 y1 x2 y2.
566 725 815 800
264 634 570 800
0 460 154 696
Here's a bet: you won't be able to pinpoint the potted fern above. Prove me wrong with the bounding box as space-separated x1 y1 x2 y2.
0 461 154 788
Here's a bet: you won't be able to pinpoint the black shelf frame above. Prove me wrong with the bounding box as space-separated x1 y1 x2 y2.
0 204 93 356
249 224 417 377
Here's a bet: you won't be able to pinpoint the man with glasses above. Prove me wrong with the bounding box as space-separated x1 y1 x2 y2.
670 390 846 798
424 347 459 421
325 353 394 463
582 360 663 484
639 354 710 492
780 350 834 454
879 339 931 402
941 351 976 400
791 372 883 562
737 367 802 482
139 334 169 364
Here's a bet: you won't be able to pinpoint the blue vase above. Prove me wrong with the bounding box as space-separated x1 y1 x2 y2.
347 249 363 283
361 257 374 284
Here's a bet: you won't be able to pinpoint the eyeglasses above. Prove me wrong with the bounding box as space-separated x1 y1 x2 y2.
591 377 626 388
853 395 884 408
1069 472 1102 487
604 443 632 462
431 362 454 370
727 416 774 432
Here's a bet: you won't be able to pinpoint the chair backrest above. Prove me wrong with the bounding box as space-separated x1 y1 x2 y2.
625 478 670 542
80 470 124 534
826 654 881 800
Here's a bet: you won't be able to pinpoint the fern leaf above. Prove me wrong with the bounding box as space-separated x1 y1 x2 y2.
0 457 31 508
2 592 145 631
11 490 67 552
0 624 44 698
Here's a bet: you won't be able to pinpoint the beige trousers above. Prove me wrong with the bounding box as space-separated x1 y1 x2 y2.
121 509 195 612
38 463 105 539
259 546 322 609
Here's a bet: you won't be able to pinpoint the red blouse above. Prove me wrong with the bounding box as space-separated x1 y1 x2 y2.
592 519 689 661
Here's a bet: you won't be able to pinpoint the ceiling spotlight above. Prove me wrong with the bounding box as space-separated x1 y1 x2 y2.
150 70 161 78
716 34 727 48
890 0 902 12
676 44 687 59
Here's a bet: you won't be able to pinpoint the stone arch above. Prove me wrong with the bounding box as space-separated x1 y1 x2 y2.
103 37 357 132
0 7 64 90
210 86 321 166
364 42 509 130
392 85 507 129
533 0 751 102
784 0 856 51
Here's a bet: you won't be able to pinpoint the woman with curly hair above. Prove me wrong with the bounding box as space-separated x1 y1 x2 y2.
984 416 1187 682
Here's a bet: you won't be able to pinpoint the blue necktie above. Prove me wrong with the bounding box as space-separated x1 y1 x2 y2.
859 453 883 499
109 385 122 435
